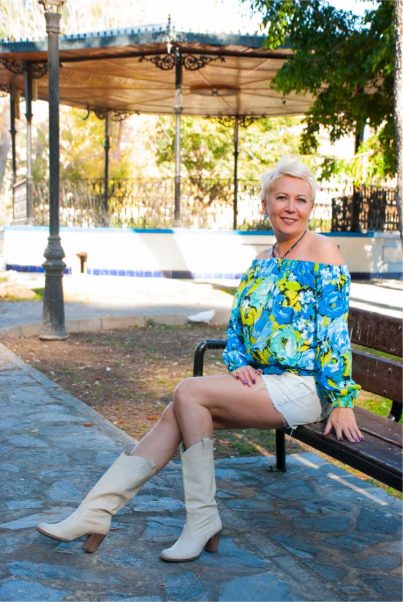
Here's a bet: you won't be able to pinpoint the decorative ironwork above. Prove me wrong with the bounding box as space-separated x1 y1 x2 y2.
0 83 10 97
0 58 24 74
0 59 48 78
140 53 224 71
331 186 399 232
110 110 136 122
82 107 136 121
142 54 176 70
30 63 48 78
213 115 263 127
183 55 224 71
238 115 262 128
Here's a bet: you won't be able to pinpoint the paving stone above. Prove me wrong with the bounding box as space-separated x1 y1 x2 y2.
364 576 403 600
0 511 74 530
164 571 209 601
144 517 184 542
0 463 20 474
356 507 402 535
225 496 273 512
7 435 49 448
7 561 120 585
352 555 402 570
311 563 347 582
218 572 299 601
328 533 389 552
270 534 317 559
129 494 184 513
295 515 350 533
0 577 69 601
5 499 43 510
105 592 162 602
46 481 83 503
197 537 268 571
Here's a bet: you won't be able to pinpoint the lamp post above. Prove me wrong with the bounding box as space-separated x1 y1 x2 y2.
38 0 67 340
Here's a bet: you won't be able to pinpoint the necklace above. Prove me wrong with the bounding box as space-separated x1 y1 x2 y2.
272 229 307 259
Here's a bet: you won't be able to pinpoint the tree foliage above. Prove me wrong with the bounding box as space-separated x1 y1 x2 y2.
247 0 395 178
154 114 304 180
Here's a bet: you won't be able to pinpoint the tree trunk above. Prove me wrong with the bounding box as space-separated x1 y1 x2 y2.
0 102 10 192
394 0 403 240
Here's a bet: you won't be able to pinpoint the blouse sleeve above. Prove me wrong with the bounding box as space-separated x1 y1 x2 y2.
314 265 361 408
222 271 251 372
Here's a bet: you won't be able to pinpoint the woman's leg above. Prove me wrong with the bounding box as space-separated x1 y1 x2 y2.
173 374 284 449
130 403 182 470
161 373 282 562
37 403 182 552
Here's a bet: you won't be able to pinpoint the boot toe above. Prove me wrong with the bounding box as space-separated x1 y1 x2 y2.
36 523 73 543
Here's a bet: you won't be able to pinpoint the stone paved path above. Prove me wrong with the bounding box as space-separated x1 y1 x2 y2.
0 343 401 602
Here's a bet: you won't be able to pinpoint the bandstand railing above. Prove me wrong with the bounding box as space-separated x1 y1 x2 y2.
31 177 397 232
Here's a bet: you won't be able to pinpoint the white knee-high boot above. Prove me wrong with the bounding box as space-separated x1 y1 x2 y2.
37 453 157 553
160 438 222 562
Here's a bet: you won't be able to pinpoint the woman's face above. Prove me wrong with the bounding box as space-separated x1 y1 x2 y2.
263 175 313 237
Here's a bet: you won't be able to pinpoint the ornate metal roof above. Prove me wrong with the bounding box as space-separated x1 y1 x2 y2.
0 25 313 117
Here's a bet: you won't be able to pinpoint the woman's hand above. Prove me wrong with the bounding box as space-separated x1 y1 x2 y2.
231 366 262 387
323 407 364 443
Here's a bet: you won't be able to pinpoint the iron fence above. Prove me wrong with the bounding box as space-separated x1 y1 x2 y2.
31 177 388 232
331 186 399 232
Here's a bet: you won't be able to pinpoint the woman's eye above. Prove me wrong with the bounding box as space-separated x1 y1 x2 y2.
297 198 307 203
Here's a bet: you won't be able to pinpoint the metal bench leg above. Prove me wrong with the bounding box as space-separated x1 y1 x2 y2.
275 430 287 472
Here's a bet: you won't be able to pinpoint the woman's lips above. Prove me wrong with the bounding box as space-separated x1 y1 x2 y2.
280 217 298 224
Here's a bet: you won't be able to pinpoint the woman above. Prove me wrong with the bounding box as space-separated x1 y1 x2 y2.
37 157 362 562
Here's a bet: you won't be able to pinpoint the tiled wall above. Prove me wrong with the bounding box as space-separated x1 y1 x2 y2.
2 226 402 280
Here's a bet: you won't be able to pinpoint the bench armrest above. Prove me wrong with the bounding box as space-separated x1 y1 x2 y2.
193 339 226 377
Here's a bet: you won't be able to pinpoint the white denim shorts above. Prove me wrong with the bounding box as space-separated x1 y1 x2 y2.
260 373 323 429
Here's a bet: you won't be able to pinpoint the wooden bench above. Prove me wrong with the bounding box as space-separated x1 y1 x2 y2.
193 307 403 491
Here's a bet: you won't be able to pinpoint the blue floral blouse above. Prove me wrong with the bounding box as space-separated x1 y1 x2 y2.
223 258 361 411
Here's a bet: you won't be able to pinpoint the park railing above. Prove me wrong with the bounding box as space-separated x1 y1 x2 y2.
32 177 397 232
331 185 399 232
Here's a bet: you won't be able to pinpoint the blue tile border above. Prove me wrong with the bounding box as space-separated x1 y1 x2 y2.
5 264 401 280
87 268 244 280
6 264 72 275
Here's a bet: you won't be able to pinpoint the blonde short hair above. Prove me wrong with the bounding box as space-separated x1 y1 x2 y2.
260 157 317 203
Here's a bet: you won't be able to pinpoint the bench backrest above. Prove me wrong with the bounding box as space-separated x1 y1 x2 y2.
348 307 402 419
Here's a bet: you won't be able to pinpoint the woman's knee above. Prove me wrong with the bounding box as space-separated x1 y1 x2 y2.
160 402 177 425
173 377 200 411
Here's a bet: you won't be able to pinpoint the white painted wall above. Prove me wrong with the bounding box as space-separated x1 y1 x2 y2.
2 226 402 279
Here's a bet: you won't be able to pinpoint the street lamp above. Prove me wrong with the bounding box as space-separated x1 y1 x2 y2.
38 0 67 340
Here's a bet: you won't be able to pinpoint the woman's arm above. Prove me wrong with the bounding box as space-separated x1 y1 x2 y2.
314 263 363 442
222 275 250 373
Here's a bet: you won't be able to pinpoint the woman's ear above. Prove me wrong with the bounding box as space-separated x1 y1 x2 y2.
261 199 268 219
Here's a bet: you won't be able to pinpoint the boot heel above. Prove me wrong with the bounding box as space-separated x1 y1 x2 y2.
205 530 221 553
83 533 106 553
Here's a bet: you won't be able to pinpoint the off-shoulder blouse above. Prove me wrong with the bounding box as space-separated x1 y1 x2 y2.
223 258 361 412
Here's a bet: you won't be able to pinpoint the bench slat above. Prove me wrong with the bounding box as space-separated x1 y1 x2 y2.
349 307 402 356
352 350 403 404
287 415 402 491
353 407 402 446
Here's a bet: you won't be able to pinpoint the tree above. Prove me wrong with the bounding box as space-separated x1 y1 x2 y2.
247 0 396 180
395 0 403 236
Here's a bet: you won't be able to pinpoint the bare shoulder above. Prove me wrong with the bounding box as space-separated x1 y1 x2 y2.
256 247 272 260
307 233 345 265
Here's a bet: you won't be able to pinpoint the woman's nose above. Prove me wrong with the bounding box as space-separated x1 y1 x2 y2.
285 200 297 212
